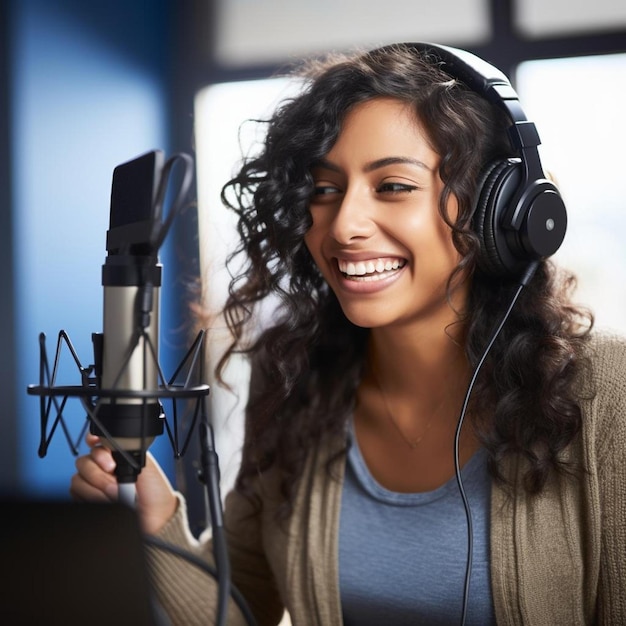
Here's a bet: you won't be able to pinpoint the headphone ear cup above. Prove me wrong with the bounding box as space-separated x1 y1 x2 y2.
473 159 521 277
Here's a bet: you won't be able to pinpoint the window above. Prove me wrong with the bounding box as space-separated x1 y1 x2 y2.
214 0 489 66
516 53 626 333
194 77 303 491
515 0 626 38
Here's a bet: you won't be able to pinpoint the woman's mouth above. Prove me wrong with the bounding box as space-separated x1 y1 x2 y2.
337 257 407 282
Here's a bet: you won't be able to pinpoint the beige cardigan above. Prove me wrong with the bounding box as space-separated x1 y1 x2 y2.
148 332 626 625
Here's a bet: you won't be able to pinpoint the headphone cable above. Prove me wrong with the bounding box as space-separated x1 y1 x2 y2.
455 260 538 626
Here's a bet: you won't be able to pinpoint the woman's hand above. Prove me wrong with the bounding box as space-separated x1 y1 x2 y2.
70 433 178 536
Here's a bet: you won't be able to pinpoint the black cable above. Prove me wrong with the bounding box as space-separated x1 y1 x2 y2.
198 418 231 626
211 525 231 626
144 535 258 626
454 260 539 625
150 153 194 253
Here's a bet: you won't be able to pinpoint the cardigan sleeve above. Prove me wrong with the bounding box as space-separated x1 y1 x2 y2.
489 332 626 626
145 492 249 626
590 334 626 624
145 486 286 626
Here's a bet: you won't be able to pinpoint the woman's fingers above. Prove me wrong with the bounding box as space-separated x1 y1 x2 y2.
69 434 178 535
69 444 118 502
69 471 114 502
85 432 100 448
89 443 116 474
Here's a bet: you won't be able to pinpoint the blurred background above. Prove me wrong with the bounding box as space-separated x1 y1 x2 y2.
1 0 625 532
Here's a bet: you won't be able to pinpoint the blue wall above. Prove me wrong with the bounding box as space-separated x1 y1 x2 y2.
8 0 179 497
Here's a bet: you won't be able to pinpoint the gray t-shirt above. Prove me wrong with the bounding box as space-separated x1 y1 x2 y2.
339 420 496 625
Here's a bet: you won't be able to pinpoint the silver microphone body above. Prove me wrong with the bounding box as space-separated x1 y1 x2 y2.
90 150 166 484
101 282 161 453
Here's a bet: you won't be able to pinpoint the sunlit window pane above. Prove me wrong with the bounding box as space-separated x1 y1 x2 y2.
194 77 303 492
515 0 626 38
516 53 626 333
214 0 490 66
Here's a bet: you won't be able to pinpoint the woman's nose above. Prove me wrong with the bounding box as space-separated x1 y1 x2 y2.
328 188 375 245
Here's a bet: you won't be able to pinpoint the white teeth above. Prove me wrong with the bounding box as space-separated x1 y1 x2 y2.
338 257 405 278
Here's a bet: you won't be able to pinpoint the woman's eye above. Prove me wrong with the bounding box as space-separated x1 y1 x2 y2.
377 181 418 194
312 184 340 197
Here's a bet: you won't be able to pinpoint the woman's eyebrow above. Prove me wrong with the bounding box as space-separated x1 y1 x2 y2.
364 156 432 172
310 156 432 173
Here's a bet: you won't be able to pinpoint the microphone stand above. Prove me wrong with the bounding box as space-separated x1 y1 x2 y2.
197 408 230 626
26 150 252 626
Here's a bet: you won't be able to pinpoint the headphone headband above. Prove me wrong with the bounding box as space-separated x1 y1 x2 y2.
391 42 568 278
407 43 542 154
408 43 519 113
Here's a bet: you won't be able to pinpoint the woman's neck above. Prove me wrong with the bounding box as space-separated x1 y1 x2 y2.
367 321 469 401
355 321 479 492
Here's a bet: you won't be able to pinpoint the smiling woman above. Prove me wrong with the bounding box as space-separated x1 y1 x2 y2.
70 43 626 626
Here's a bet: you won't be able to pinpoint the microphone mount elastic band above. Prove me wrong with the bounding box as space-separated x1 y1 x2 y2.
27 327 211 477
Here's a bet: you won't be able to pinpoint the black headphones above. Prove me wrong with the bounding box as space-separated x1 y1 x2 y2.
406 43 567 278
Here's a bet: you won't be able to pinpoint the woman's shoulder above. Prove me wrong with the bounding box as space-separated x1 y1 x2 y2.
581 329 626 382
578 329 626 449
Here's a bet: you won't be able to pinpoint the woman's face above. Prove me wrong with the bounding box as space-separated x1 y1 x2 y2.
304 97 467 331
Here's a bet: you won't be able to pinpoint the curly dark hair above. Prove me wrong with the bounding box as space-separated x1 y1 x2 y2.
212 44 592 514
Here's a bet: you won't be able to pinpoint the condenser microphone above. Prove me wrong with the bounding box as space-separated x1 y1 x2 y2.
28 148 202 507
27 149 198 503
90 150 167 495
27 149 198 502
